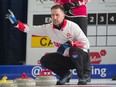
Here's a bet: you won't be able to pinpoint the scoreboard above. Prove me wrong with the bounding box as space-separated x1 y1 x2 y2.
88 13 116 47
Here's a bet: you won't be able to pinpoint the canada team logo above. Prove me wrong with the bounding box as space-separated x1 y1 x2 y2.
66 33 72 39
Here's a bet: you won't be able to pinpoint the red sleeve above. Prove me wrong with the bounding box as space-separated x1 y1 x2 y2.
17 21 26 32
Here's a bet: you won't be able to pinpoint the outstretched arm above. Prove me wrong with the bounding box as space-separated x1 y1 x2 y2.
5 9 48 36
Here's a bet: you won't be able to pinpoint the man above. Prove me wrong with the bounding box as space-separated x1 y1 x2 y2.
54 0 92 82
6 5 90 85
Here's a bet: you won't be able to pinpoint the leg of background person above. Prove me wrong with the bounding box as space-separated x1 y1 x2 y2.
74 17 91 81
65 17 88 36
74 17 88 36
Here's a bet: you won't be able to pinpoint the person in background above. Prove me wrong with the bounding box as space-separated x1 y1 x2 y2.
54 0 92 82
6 5 90 85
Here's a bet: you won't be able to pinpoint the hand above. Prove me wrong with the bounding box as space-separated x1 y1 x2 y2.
65 10 74 16
57 40 85 54
63 3 74 11
64 40 85 48
6 9 18 26
57 44 69 54
63 2 80 16
57 40 72 54
63 1 79 11
63 40 72 47
57 40 73 54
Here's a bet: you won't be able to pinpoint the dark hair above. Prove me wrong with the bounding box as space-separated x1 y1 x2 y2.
51 5 65 13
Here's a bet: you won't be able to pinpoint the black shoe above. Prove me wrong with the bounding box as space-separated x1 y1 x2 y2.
112 76 116 80
56 71 73 85
84 75 91 82
78 78 87 85
86 76 91 82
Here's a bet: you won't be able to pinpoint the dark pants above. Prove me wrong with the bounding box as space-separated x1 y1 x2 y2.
40 47 91 79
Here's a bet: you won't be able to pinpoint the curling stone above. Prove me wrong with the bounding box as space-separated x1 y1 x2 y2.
14 72 35 87
36 70 57 86
0 76 17 87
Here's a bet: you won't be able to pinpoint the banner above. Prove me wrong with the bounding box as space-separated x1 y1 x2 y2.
0 65 116 80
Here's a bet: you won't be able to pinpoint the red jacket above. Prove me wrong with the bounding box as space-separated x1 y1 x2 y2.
54 0 91 17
